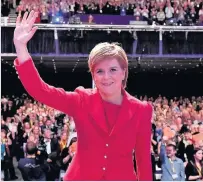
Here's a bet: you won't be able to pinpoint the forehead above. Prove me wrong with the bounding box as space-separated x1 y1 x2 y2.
166 146 175 151
196 150 203 154
45 130 51 134
94 58 121 69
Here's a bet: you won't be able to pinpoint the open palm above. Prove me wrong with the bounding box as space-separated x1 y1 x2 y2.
14 11 38 46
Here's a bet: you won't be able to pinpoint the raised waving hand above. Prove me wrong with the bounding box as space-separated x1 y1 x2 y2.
14 11 38 47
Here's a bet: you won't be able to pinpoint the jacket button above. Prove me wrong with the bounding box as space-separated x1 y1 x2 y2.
103 167 106 171
106 144 109 147
104 155 107 159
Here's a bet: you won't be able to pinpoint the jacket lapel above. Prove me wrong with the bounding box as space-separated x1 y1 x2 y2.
87 88 138 136
166 159 175 177
109 89 138 136
88 88 109 134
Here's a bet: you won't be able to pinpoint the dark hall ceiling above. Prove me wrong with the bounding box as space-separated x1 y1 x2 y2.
1 56 203 74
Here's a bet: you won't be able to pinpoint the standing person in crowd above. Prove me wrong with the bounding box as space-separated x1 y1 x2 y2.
1 129 18 181
13 10 153 180
160 136 185 181
18 141 50 181
185 148 203 181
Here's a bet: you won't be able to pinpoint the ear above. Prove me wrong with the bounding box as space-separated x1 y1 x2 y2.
92 73 96 82
92 73 97 88
122 68 126 80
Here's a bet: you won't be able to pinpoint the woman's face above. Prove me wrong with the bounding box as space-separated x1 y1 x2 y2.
63 124 69 131
1 131 6 139
33 127 39 134
93 58 125 97
61 133 68 141
194 150 203 161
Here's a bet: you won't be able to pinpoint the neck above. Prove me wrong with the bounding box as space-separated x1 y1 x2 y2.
170 155 176 160
195 158 200 165
100 89 123 105
27 154 35 158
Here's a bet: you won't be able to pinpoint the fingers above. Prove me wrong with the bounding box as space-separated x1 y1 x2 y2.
28 12 38 30
16 13 21 27
26 10 35 23
21 11 28 24
27 26 38 40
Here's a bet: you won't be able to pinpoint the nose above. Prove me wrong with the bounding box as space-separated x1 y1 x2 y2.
103 71 111 79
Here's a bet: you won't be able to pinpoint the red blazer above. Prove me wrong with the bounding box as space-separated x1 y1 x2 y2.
15 58 153 181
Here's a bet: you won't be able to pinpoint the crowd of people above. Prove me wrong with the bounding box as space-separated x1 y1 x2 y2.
1 0 203 25
1 93 203 180
1 94 77 180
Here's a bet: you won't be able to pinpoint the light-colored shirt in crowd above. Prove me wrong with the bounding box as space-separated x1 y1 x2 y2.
160 144 185 181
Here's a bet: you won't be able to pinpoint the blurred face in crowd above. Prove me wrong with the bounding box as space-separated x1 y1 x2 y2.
93 58 125 99
166 146 176 158
156 121 162 128
24 122 31 130
61 132 68 141
184 132 191 140
6 117 11 123
162 122 167 129
1 118 5 125
170 125 178 132
175 117 182 125
166 111 172 119
28 135 36 143
63 124 69 132
1 130 6 139
49 110 54 116
8 101 13 107
44 130 52 139
46 120 52 127
186 119 192 126
39 121 44 127
191 125 197 133
198 141 203 150
39 116 43 121
33 126 40 135
194 149 203 161
43 116 47 123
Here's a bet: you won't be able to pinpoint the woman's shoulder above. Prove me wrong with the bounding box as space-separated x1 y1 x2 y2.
126 93 153 110
186 161 195 168
74 86 96 96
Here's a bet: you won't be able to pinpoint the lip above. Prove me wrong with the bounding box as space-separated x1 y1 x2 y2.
102 82 113 86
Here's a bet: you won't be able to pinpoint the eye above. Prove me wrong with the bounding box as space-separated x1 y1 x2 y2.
96 70 103 73
110 68 117 72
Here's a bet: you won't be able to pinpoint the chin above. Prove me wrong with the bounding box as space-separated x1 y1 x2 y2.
101 90 115 96
98 88 115 96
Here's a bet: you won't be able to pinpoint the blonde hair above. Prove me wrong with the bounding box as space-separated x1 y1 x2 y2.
88 42 129 88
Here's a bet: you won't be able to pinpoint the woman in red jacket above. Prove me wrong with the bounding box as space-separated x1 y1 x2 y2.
13 10 153 181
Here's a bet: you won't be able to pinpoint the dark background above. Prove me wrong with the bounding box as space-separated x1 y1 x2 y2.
2 63 203 98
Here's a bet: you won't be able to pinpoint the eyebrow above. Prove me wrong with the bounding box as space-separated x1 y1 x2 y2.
95 66 118 71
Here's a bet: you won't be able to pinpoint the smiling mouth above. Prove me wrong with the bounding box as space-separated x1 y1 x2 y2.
102 83 113 86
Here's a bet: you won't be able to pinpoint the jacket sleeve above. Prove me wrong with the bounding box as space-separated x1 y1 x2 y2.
14 58 80 117
134 102 153 181
160 143 167 163
180 160 185 181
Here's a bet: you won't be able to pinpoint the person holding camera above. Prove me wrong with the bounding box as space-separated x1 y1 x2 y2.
18 141 50 181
